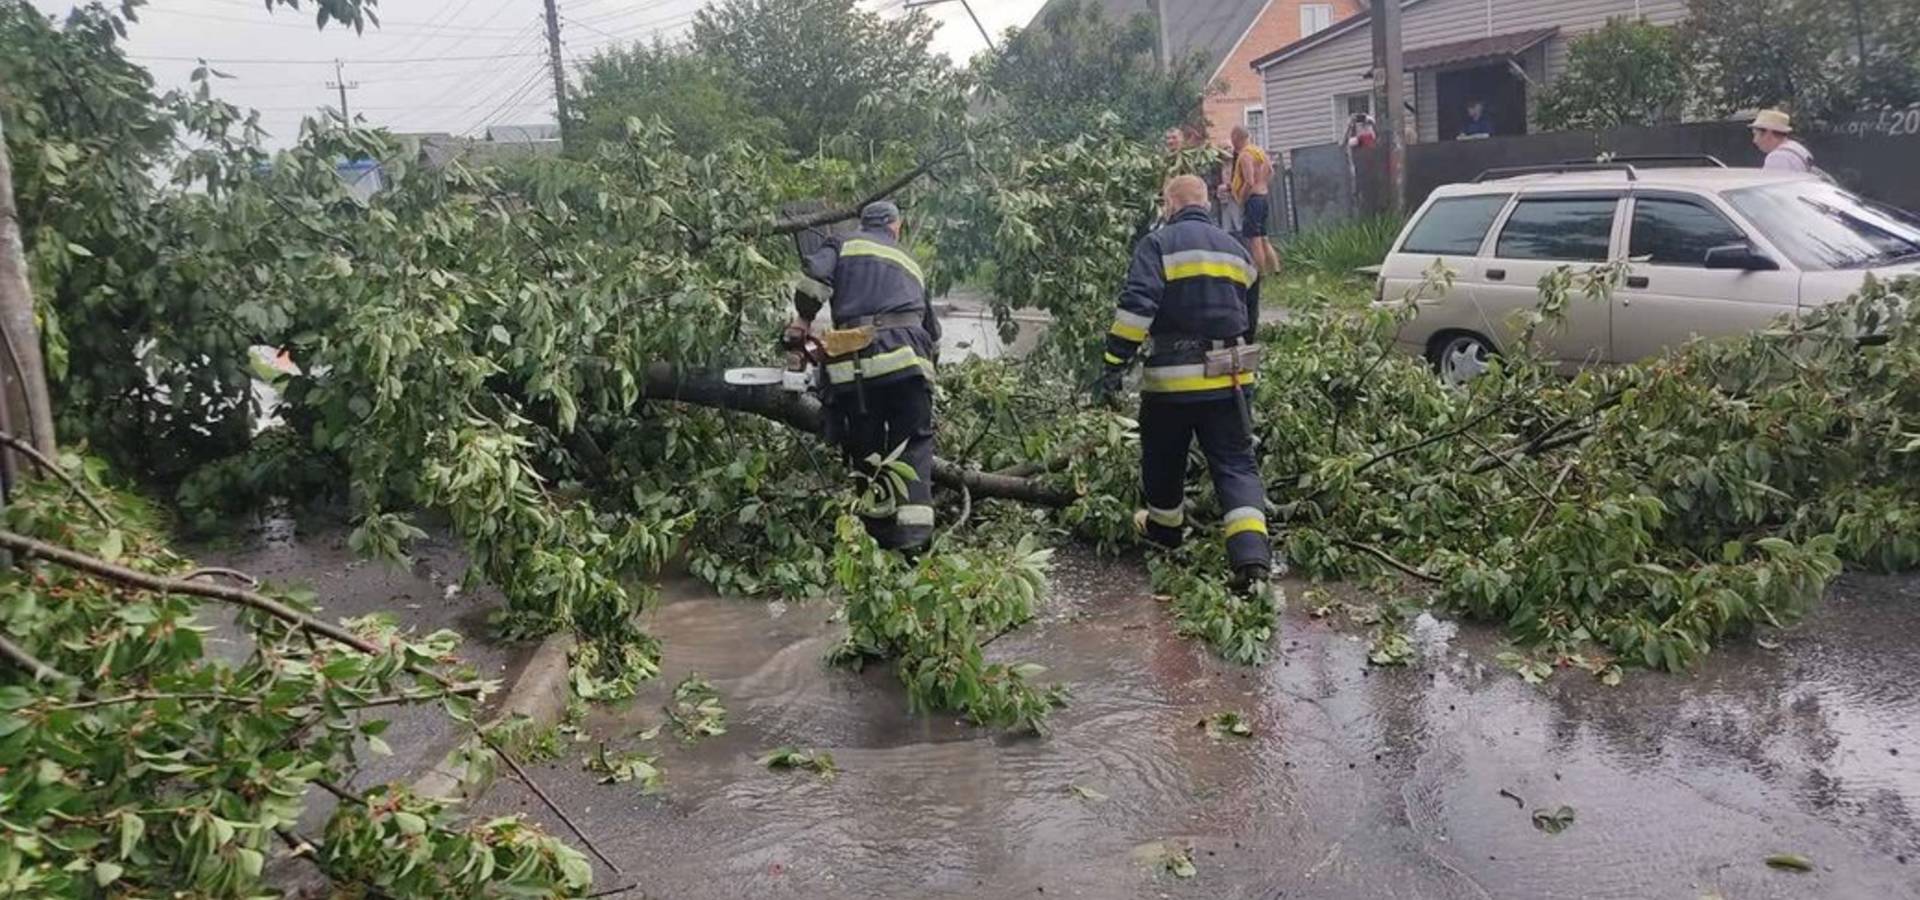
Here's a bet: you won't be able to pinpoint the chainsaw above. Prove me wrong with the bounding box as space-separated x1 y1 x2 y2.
723 333 821 394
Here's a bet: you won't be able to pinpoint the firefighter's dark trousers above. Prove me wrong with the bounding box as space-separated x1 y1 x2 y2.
1139 394 1272 569
834 377 935 550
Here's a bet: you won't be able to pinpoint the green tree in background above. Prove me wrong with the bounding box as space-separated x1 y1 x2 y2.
1534 19 1690 131
976 0 1212 144
690 0 960 154
569 41 784 159
1686 0 1920 121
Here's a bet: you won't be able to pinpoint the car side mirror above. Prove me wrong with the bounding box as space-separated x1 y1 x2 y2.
1704 242 1780 271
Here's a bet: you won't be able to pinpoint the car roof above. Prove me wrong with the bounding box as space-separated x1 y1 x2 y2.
1427 167 1815 198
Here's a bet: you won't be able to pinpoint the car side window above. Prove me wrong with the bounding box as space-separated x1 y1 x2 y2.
1629 197 1749 266
1400 195 1511 255
1495 197 1617 263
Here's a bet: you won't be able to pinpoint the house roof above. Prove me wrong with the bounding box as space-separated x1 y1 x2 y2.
1248 0 1432 71
1404 27 1556 69
1035 0 1267 77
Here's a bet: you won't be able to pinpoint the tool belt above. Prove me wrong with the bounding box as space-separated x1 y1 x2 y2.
822 311 926 359
1147 335 1265 377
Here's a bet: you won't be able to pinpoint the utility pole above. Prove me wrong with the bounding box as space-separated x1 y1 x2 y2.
1155 0 1173 73
542 0 572 149
326 59 359 120
902 0 994 51
1369 0 1406 214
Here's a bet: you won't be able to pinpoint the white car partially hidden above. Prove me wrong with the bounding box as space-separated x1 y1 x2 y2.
1375 158 1920 383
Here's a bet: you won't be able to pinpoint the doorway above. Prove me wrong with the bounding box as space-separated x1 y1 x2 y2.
1434 62 1527 140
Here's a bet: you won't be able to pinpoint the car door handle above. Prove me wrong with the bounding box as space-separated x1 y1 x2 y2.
1626 275 1650 289
1486 268 1506 281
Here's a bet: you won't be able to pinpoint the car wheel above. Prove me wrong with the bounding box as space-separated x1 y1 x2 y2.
1429 333 1493 386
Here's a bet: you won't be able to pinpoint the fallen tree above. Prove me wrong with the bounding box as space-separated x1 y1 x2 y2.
636 362 1075 506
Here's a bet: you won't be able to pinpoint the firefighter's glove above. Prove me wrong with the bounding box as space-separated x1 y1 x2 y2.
1092 367 1127 410
780 318 811 351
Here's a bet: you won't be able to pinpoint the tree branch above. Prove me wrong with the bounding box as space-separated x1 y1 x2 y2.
756 147 968 236
0 530 418 674
0 430 112 527
45 683 486 714
1354 398 1513 477
1339 539 1443 584
0 632 73 684
637 364 1075 506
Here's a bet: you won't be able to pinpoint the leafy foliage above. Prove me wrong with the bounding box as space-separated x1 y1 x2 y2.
0 467 588 897
828 514 1065 732
569 41 786 159
1534 18 1691 131
1685 0 1920 121
1150 543 1279 666
690 0 964 153
977 0 1213 144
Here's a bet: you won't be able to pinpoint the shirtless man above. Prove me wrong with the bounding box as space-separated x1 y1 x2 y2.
1228 125 1278 275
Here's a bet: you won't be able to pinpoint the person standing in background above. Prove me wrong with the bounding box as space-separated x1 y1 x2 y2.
1228 125 1277 276
1750 110 1814 172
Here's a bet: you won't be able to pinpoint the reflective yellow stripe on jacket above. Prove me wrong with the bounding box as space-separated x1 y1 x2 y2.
841 239 925 285
1109 309 1153 343
1162 250 1257 287
1140 363 1257 394
825 345 936 384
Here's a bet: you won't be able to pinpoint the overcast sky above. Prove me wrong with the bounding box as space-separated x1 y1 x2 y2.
28 0 1047 147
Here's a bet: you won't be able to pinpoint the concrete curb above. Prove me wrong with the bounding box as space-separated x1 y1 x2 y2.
410 629 577 801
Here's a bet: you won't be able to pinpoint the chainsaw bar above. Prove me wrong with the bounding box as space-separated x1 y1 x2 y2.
723 367 786 386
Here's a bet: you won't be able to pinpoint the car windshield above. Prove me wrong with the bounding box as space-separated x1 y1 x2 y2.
1724 181 1920 270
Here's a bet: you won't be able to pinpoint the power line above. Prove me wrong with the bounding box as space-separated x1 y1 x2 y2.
130 5 528 36
130 51 549 65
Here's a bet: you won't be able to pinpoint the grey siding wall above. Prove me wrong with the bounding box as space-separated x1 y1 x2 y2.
1259 0 1688 154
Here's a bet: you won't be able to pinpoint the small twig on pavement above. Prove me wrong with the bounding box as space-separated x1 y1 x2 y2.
183 566 261 588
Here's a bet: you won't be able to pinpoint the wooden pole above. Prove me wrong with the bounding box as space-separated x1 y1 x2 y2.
1369 0 1407 214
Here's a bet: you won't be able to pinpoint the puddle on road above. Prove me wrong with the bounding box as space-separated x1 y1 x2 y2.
479 556 1918 900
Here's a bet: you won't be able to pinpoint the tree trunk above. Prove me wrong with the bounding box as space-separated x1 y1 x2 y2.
0 115 57 463
637 363 1076 507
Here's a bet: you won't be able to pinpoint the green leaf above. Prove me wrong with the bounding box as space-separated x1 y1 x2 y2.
66 242 94 258
94 861 123 886
1765 853 1813 872
118 812 143 860
1069 784 1108 802
489 324 512 345
97 529 123 563
236 846 264 878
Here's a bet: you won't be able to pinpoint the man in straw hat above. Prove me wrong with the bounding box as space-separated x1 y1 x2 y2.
1750 109 1814 173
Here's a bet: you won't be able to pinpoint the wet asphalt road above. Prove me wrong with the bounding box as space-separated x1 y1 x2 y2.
474 553 1919 900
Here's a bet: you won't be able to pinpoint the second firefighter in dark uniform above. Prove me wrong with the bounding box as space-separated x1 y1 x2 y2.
1096 175 1273 587
788 201 939 551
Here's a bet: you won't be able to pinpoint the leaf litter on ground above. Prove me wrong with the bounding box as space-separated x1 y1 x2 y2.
1068 784 1108 802
1531 804 1576 835
757 746 837 780
666 673 727 741
585 743 663 793
1199 711 1254 740
1765 852 1814 872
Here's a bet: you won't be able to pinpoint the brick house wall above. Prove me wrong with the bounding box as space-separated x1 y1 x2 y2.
1202 0 1366 149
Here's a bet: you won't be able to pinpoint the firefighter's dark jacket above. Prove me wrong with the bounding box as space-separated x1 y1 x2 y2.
796 226 939 391
1102 205 1259 402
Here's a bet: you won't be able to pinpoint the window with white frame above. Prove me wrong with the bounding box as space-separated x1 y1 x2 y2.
1331 91 1373 141
1244 106 1266 142
1300 3 1334 36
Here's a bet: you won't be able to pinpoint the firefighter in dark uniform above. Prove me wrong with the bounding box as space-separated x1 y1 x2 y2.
786 201 939 550
1095 175 1273 589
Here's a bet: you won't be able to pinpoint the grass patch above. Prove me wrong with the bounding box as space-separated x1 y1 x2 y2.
1278 215 1403 278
